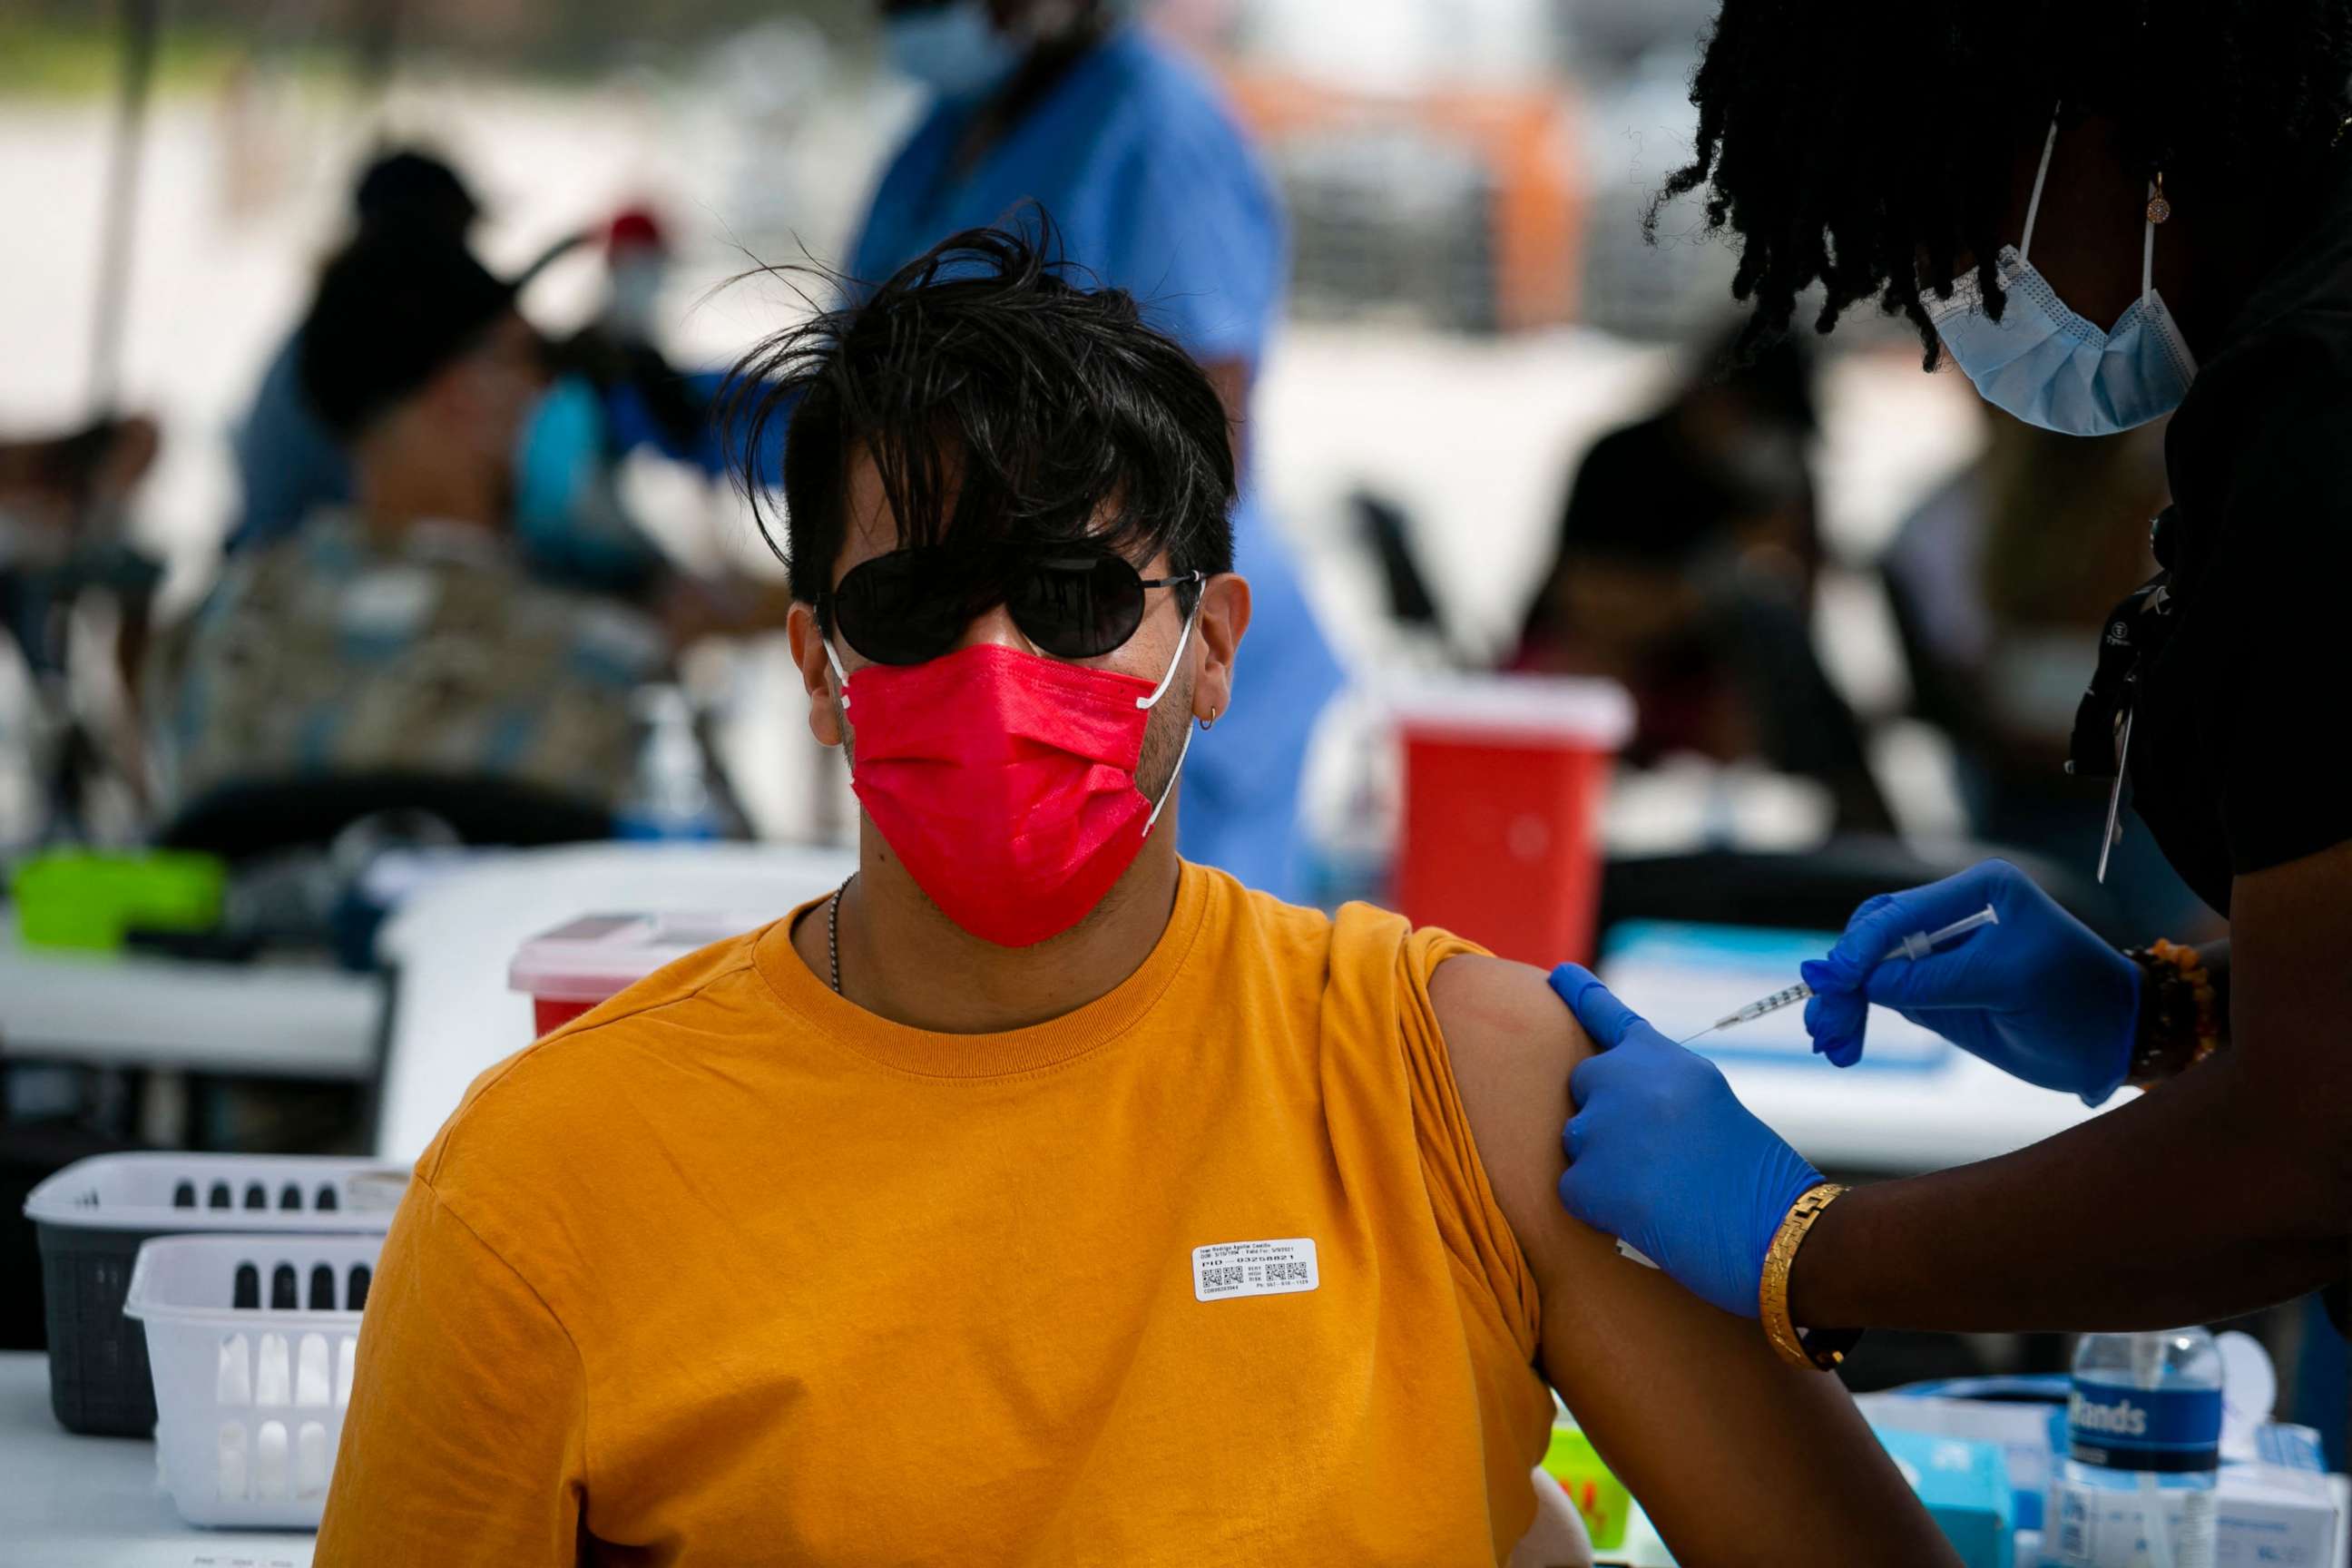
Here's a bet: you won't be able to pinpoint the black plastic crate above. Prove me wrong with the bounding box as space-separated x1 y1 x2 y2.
35 1218 164 1435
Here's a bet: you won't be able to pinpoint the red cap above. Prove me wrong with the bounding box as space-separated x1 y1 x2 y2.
607 206 668 256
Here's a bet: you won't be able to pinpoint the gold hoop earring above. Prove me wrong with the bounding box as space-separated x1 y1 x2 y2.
1198 708 1218 733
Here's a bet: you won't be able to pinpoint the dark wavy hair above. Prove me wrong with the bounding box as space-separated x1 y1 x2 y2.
1656 0 2352 365
724 220 1237 624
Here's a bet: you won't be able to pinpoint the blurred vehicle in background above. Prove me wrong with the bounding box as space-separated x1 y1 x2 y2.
1573 45 1735 344
1222 0 1581 335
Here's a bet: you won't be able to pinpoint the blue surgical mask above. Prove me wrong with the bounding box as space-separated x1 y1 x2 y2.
1930 109 2197 436
883 1 1022 103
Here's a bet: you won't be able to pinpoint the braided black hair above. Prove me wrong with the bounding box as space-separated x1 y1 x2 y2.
1658 1 2352 366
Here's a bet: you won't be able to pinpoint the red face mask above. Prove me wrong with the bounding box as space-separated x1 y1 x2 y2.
827 607 1198 948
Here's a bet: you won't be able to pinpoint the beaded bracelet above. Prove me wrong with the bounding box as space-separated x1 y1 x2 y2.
2124 939 2220 1087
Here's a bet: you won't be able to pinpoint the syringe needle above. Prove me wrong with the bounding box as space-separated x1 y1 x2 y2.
1687 903 2001 1045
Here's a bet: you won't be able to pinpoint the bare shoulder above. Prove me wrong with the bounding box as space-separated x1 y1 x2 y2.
1426 956 1600 1279
1427 956 1593 1087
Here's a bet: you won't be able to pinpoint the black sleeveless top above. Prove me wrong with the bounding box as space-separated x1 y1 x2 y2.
2128 159 2352 914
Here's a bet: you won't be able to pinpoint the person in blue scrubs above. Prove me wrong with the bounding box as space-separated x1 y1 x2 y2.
851 0 1344 900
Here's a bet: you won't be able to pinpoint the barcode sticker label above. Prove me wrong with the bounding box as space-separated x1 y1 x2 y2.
1192 1238 1318 1302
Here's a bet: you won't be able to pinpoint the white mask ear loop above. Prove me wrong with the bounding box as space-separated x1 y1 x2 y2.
2019 105 2062 263
1135 573 1205 711
822 636 851 710
2141 183 2159 302
1137 572 1208 835
1142 720 1193 835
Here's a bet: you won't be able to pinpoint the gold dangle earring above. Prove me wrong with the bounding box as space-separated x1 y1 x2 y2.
2146 170 2171 225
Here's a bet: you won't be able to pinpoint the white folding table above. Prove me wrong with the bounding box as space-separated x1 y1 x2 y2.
0 916 381 1083
0 1351 317 1568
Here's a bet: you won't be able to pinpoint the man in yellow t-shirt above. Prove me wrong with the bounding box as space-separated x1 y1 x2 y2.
318 225 1955 1566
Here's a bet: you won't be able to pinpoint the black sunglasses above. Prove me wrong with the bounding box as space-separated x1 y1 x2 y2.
823 545 1201 667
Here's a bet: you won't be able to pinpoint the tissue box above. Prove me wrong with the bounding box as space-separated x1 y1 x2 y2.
2255 1423 2327 1474
1874 1426 2015 1568
2217 1456 2337 1568
2043 1457 2339 1568
1857 1389 2061 1533
2032 1457 2342 1568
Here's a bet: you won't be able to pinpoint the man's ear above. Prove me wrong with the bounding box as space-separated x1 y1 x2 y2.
785 601 848 749
1191 573 1251 727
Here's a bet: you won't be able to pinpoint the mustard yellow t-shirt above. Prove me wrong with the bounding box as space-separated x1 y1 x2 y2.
317 864 1555 1565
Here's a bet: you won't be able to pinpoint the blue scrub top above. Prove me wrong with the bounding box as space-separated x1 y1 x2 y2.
850 27 1280 370
849 26 1344 900
230 329 354 554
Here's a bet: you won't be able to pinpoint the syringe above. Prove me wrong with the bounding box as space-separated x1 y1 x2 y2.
1677 903 2000 1045
1613 901 2001 1268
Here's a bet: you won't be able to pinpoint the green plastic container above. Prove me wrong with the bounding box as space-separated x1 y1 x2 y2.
1542 1425 1632 1550
11 850 226 951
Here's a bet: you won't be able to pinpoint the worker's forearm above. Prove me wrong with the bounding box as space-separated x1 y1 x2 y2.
1788 1053 2343 1332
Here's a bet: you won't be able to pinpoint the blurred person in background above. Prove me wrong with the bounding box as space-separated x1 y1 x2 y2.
314 225 1955 1568
0 414 165 835
153 231 666 832
0 414 162 677
232 150 684 600
1885 407 2217 943
1510 330 1893 832
235 147 753 627
851 0 1343 900
1538 1 2352 1388
597 206 670 349
486 205 833 662
522 204 748 602
230 147 480 555
515 208 690 601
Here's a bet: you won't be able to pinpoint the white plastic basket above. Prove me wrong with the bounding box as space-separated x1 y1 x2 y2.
122 1233 384 1527
24 1153 405 1437
24 1152 409 1232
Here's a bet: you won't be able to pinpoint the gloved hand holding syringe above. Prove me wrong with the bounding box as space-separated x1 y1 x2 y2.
1611 902 1998 1268
1679 903 2002 1046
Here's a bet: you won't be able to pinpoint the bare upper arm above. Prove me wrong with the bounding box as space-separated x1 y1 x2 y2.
1428 955 1957 1567
2228 838 2352 1235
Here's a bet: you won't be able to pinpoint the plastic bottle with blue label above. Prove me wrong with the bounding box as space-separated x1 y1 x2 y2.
2052 1328 2220 1568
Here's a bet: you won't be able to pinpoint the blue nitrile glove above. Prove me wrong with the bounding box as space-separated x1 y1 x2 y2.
1550 964 1827 1319
1799 858 2141 1106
